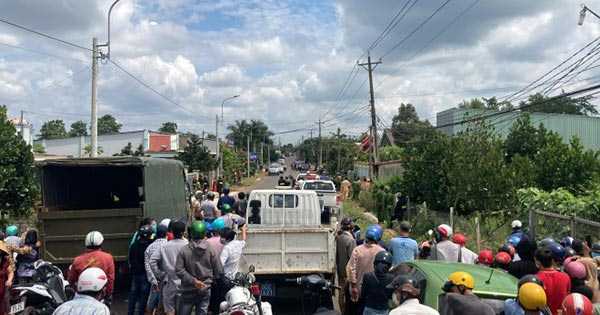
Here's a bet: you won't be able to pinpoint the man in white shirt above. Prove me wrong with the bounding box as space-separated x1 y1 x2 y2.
220 225 247 280
387 275 439 315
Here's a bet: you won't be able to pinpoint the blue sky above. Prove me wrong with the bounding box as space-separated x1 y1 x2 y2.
1 0 600 143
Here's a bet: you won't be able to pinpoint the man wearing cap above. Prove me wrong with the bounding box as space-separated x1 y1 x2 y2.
388 275 439 315
430 224 463 263
388 221 418 266
336 217 356 313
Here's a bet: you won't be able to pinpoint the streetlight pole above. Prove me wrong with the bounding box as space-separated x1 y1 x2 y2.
218 95 240 174
90 0 121 157
579 4 600 25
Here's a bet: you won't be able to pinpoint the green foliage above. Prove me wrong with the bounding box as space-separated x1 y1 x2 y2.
68 120 88 137
98 114 122 135
84 145 103 156
390 103 434 146
221 145 248 182
38 120 67 139
177 134 216 173
379 145 403 161
522 93 597 116
114 142 145 156
226 120 273 152
0 106 37 217
32 143 45 154
159 122 178 134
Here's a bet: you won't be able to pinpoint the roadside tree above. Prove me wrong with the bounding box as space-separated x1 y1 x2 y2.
159 122 178 134
98 114 122 135
68 120 88 137
177 134 216 172
38 119 67 139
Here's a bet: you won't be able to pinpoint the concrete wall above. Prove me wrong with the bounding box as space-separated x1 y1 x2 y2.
36 130 146 157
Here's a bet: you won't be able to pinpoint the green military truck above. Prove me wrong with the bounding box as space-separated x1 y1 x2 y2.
36 157 189 264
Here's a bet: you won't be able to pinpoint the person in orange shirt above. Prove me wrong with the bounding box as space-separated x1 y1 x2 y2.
68 231 115 301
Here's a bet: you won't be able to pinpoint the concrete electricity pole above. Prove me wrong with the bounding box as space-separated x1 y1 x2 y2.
358 53 382 179
247 134 250 178
215 115 220 179
90 37 99 157
317 119 323 168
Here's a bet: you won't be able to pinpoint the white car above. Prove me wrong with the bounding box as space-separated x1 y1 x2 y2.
268 163 282 175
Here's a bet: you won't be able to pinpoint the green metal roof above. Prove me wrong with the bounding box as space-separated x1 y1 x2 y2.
408 260 518 298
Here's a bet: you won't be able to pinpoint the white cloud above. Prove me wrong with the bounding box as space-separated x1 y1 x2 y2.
200 64 246 86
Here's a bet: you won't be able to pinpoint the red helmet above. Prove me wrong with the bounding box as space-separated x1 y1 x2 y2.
499 243 516 259
564 260 587 280
477 249 494 266
495 252 512 266
561 293 593 315
452 233 467 246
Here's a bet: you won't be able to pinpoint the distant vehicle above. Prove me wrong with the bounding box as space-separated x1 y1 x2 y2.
242 190 335 303
392 261 517 312
36 157 188 267
268 163 282 175
300 180 338 223
278 158 286 165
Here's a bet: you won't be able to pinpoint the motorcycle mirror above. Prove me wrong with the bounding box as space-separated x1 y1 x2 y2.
249 265 255 273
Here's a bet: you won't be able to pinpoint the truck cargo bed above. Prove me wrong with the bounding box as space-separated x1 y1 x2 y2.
242 227 335 275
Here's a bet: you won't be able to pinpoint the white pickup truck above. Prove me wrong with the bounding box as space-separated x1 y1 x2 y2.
241 190 336 300
300 179 339 216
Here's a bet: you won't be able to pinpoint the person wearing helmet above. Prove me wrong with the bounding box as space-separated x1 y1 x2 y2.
535 246 571 315
571 239 599 291
217 203 246 230
452 233 478 264
346 224 385 315
15 229 40 284
440 271 495 315
494 252 512 271
561 293 594 315
565 260 594 301
207 217 226 255
430 224 469 263
388 275 439 315
149 221 188 315
546 242 566 265
200 192 220 223
4 225 21 249
175 220 223 315
388 221 418 266
336 217 357 314
507 220 525 248
217 187 235 212
360 251 395 314
144 224 169 314
129 217 156 249
503 282 549 315
53 267 110 315
477 249 494 266
68 231 115 299
508 235 539 280
127 225 154 315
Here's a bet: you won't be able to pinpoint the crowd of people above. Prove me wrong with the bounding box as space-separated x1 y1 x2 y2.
0 186 249 315
336 218 600 315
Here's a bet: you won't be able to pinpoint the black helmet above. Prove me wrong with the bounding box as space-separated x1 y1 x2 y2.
340 217 353 228
518 274 544 289
374 251 393 266
564 247 576 259
386 274 419 290
138 224 153 240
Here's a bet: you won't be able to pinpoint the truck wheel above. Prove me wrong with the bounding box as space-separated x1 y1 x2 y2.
22 306 38 315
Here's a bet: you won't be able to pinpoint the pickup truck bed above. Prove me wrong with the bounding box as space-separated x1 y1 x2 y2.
242 227 335 275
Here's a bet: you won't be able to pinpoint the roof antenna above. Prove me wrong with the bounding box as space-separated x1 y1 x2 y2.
485 268 494 284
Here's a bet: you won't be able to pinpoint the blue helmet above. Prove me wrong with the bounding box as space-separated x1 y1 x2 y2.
212 217 226 231
205 221 214 232
560 236 574 248
539 238 556 247
5 225 18 237
365 224 383 242
507 234 522 247
546 242 566 263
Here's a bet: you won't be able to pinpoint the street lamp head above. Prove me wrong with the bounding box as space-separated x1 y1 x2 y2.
579 5 587 26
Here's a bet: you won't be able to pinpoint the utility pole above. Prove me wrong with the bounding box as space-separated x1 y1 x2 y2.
247 134 250 178
90 37 99 157
215 115 220 180
317 119 322 169
337 127 341 173
19 110 24 136
358 53 382 179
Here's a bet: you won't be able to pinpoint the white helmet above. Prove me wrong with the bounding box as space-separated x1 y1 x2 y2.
160 218 171 228
77 267 107 292
511 220 522 229
85 231 104 247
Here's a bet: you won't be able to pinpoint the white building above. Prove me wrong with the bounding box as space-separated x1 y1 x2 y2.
10 118 33 145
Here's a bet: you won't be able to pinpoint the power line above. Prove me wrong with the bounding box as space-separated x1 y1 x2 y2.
380 0 453 59
368 0 418 52
0 17 91 52
0 41 86 63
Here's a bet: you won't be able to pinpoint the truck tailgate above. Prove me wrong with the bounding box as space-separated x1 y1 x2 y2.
38 208 141 264
242 227 335 275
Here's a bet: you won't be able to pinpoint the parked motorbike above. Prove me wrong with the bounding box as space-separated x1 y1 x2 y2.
220 265 272 315
9 260 72 315
294 274 340 315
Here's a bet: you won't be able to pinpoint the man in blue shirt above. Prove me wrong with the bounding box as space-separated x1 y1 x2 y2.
388 221 418 266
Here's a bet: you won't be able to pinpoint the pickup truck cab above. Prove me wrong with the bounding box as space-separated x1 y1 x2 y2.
300 180 338 223
242 189 335 300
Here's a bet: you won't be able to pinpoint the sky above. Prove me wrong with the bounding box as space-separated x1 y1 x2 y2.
1 0 600 143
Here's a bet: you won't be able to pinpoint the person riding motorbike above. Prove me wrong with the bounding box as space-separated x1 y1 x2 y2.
439 271 495 315
387 275 439 315
68 231 115 300
53 267 110 315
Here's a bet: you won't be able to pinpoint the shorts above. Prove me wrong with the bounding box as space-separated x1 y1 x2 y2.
147 287 161 310
162 280 179 313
